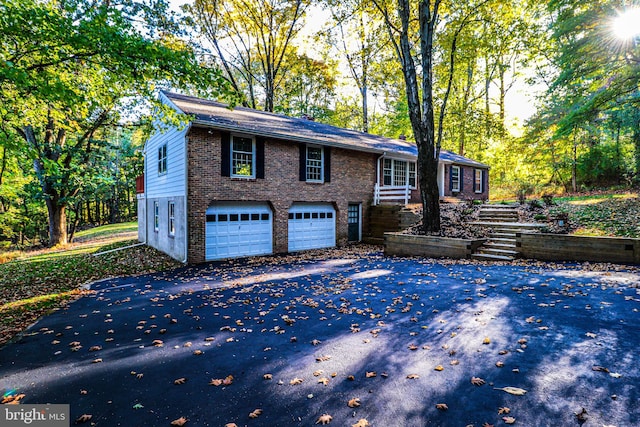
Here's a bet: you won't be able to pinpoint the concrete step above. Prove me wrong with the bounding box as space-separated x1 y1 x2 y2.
488 237 517 244
471 253 514 262
471 221 546 230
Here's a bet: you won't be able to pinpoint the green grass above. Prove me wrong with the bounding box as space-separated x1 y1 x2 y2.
74 221 137 241
0 223 180 347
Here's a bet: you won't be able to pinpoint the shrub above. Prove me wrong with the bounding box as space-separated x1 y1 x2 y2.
528 199 543 209
542 194 555 206
534 214 548 221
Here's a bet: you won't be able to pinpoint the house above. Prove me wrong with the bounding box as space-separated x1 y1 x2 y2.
137 91 489 263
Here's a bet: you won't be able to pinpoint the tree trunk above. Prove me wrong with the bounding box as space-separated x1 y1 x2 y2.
46 198 68 246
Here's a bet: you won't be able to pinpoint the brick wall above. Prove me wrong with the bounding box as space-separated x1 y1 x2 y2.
443 164 489 200
186 127 377 263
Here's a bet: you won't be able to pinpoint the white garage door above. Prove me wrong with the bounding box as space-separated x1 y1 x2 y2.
206 203 272 261
288 203 336 252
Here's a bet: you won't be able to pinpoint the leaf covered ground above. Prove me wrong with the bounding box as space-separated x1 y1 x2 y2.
0 225 181 346
1 248 638 426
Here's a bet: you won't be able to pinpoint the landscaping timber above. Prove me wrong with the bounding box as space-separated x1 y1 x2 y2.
517 232 640 264
384 232 485 259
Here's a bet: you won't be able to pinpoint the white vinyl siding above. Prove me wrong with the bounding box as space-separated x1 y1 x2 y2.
145 123 188 199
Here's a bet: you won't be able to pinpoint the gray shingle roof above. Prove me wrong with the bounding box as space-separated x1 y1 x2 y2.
162 91 489 168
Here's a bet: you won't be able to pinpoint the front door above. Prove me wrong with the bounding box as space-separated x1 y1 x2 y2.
348 203 360 242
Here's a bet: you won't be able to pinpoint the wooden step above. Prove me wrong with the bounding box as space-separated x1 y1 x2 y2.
471 253 514 261
476 247 519 257
485 242 517 250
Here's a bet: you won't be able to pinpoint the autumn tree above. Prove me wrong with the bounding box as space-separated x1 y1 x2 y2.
0 0 229 246
188 0 311 112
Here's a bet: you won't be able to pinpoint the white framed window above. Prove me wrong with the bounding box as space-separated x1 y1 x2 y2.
306 146 324 182
451 166 461 192
153 201 159 232
231 135 255 178
168 201 175 236
382 159 417 188
474 169 483 193
158 144 167 175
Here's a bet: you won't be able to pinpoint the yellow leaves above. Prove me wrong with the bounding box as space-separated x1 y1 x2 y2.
75 414 92 424
316 414 332 424
434 365 444 371
494 386 527 395
1 393 25 404
471 377 486 386
170 416 188 426
209 375 233 386
347 398 361 408
248 409 262 419
482 337 491 345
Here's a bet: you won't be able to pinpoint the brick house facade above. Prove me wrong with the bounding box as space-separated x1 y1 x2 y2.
138 91 490 263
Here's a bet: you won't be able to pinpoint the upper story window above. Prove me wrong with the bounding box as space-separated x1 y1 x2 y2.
474 169 483 193
306 146 324 182
382 158 416 188
231 135 255 178
451 165 461 192
158 144 167 175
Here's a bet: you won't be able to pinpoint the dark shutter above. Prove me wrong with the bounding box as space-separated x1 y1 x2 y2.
256 137 265 179
324 146 331 183
449 166 453 191
483 169 488 193
299 143 306 181
459 167 464 192
221 132 230 177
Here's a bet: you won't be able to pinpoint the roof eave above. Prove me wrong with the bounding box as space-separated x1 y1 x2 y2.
190 119 417 159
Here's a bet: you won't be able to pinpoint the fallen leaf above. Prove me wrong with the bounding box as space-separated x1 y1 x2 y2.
434 365 444 371
365 371 376 378
290 378 304 385
209 379 223 386
471 377 486 386
174 377 186 385
170 416 188 426
609 372 622 378
406 374 420 379
91 358 103 363
75 414 92 423
225 424 238 427
496 361 504 368
223 375 234 385
152 340 163 347
503 416 516 424
318 377 330 386
494 386 527 395
193 350 203 355
316 355 332 362
1 394 26 404
249 409 262 419
348 398 361 408
592 365 609 373
575 408 588 423
436 403 448 411
498 407 510 414
313 370 323 377
483 337 491 345
316 414 333 424
263 374 273 380
352 419 370 427
88 345 102 352
483 423 495 427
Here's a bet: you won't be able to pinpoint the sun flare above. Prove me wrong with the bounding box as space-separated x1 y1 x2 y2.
612 8 640 40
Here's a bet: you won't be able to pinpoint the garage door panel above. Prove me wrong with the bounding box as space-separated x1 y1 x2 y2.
206 203 272 261
288 203 336 252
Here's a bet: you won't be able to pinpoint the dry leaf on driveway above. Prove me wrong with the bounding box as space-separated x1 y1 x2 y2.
494 386 527 395
170 416 188 426
316 414 332 424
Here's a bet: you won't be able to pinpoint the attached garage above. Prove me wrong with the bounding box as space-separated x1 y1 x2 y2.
205 202 272 261
288 203 336 252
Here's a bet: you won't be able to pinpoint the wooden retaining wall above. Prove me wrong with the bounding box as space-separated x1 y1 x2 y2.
517 233 640 264
384 233 485 259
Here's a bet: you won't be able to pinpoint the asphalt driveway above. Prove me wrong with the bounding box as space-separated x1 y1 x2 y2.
1 247 639 426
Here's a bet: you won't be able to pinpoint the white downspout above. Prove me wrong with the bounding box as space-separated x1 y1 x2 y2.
375 153 385 206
